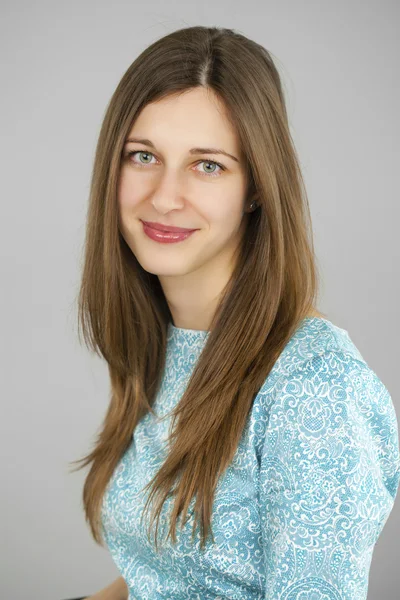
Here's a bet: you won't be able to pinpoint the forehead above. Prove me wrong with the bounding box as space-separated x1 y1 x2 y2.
128 87 241 154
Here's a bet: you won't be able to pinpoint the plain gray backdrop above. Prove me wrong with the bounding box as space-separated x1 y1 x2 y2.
1 1 399 598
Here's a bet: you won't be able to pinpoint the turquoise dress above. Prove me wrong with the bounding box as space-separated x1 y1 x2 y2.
101 316 400 599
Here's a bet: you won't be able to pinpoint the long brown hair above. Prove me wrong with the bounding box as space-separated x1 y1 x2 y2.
69 25 324 552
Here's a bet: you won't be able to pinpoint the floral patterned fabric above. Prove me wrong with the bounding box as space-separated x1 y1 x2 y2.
100 317 400 599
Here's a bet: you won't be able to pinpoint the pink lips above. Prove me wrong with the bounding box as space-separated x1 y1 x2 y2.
141 221 198 244
141 220 197 233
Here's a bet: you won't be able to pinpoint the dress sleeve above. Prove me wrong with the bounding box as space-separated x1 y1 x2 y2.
259 350 400 599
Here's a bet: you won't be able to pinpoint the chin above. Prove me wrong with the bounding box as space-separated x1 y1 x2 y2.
134 257 193 277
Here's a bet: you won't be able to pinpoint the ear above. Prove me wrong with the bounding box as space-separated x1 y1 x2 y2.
243 193 260 213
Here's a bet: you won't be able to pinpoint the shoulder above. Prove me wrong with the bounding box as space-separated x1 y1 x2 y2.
254 317 400 502
257 317 393 426
272 316 367 378
255 316 371 411
268 318 394 417
255 316 376 409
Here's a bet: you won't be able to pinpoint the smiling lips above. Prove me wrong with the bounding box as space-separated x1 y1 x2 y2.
141 220 198 244
141 220 198 233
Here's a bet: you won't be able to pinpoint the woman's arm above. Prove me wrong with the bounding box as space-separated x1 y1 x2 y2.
259 350 400 599
86 575 129 600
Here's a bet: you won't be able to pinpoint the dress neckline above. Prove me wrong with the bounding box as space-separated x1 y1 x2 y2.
168 315 326 336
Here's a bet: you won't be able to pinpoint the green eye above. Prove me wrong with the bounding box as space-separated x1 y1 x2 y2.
126 151 225 178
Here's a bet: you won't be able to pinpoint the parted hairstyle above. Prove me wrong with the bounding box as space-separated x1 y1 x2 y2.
69 25 324 552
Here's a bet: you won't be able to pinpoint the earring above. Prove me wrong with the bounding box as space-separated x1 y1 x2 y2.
249 201 258 211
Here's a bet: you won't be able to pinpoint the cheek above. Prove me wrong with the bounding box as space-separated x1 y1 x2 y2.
202 197 245 229
118 175 142 210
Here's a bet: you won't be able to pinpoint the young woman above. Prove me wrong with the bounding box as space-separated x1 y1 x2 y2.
71 25 400 600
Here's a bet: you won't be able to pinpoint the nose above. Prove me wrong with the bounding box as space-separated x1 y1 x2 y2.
150 170 186 214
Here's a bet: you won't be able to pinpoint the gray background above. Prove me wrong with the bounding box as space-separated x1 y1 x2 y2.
1 1 399 598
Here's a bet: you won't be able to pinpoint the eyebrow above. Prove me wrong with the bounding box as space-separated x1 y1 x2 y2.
124 137 239 163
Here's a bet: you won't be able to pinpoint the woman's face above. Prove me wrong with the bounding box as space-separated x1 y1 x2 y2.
117 86 250 281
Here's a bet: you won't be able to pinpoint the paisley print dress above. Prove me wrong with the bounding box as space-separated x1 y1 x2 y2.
101 316 400 599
